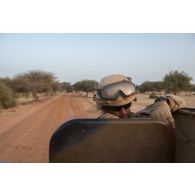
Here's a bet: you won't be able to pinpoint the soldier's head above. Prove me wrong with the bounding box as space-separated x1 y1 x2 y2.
95 74 137 118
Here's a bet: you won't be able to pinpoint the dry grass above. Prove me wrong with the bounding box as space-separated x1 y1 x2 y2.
17 93 60 105
180 95 195 107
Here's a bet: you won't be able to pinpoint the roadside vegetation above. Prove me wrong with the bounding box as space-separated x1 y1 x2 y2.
0 70 65 110
137 70 194 98
0 82 17 109
0 69 194 110
73 80 97 97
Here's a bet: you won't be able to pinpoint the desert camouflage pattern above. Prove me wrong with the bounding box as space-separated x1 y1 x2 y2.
96 74 136 108
97 74 132 89
166 94 186 111
99 95 185 128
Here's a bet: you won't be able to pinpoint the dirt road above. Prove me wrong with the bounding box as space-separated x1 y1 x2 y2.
0 94 100 163
0 93 194 163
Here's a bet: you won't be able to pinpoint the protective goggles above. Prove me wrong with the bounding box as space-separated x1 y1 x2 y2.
103 102 132 112
97 82 137 100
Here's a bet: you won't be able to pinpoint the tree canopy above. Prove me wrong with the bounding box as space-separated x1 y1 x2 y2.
73 80 97 96
0 82 17 109
137 81 164 92
163 70 192 94
0 69 194 109
13 70 57 100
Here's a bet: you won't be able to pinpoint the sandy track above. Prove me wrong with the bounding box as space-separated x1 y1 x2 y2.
0 94 100 163
0 93 194 163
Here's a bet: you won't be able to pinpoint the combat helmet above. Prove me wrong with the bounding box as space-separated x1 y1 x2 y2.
96 74 137 109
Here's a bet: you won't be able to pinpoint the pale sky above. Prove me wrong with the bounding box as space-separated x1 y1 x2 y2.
0 33 195 84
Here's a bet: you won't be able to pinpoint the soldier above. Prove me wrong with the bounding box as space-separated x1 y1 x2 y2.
95 74 185 128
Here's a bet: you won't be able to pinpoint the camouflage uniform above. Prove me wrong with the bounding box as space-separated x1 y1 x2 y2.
96 74 185 128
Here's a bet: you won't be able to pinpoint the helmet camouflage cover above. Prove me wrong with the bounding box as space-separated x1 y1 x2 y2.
96 74 137 109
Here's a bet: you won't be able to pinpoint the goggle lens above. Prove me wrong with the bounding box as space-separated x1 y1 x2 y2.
98 82 136 100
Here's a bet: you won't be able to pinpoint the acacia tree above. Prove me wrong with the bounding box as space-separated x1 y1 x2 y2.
51 81 64 94
163 70 192 94
61 82 73 92
27 70 57 100
62 82 72 89
0 82 17 109
14 70 57 101
0 77 13 88
73 80 97 97
138 81 164 93
12 75 30 98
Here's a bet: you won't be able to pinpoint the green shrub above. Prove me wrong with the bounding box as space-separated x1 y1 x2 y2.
0 83 17 109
